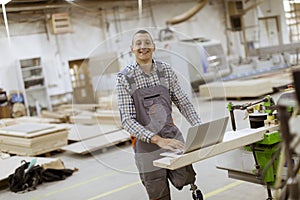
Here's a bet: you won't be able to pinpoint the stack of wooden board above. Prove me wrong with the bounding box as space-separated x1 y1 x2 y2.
37 103 129 154
61 123 130 155
0 123 68 156
199 71 293 99
62 129 130 154
67 110 121 126
199 79 273 99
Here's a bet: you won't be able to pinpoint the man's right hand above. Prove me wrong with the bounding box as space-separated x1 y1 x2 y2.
151 135 184 152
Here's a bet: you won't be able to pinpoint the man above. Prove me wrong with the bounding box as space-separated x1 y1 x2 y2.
116 30 203 200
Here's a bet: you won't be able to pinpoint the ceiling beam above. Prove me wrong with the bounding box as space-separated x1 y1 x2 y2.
1 0 199 13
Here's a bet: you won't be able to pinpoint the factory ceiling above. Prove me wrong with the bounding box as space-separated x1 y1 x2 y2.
2 0 200 13
0 0 207 25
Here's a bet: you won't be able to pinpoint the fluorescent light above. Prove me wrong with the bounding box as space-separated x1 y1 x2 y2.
0 0 11 5
138 0 142 18
1 0 11 45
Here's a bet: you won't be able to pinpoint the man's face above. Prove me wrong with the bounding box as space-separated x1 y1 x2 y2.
131 33 155 64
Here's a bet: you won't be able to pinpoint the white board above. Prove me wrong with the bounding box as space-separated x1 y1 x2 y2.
62 129 130 154
153 125 279 170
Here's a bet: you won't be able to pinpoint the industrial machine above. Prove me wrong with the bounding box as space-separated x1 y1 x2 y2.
223 84 300 199
155 37 231 93
226 95 281 199
275 69 300 200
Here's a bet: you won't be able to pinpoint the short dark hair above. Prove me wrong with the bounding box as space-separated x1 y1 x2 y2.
132 29 154 45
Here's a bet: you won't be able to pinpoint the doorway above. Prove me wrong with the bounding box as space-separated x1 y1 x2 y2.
258 16 281 47
68 59 95 104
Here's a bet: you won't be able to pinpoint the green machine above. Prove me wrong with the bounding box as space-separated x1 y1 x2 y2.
244 131 281 184
226 95 286 200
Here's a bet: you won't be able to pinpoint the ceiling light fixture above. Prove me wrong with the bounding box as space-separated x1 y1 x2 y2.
0 0 11 45
138 0 142 19
0 0 10 4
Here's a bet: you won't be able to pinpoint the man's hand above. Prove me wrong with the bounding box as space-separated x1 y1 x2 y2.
151 135 184 151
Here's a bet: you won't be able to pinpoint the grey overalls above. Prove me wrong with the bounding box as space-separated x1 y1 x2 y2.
121 62 196 200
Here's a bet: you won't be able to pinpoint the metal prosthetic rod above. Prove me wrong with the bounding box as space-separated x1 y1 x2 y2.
190 184 203 200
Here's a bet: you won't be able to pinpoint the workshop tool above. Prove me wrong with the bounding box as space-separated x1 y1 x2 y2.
226 95 282 199
244 131 281 181
227 95 276 131
275 70 300 200
226 88 300 199
154 90 297 199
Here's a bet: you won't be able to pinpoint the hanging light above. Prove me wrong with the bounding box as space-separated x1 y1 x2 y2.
0 0 11 45
0 0 10 4
138 0 142 19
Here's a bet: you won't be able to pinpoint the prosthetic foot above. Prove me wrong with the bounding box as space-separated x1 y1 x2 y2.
190 184 203 200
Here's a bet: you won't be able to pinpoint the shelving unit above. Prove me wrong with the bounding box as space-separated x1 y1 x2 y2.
18 57 52 116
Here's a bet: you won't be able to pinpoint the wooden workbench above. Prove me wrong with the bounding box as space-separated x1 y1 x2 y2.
153 125 279 170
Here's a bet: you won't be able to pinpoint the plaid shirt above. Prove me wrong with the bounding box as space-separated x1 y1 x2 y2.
116 60 201 143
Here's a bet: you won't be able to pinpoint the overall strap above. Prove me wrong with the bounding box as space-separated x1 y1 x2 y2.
120 61 168 95
120 68 137 96
155 61 168 88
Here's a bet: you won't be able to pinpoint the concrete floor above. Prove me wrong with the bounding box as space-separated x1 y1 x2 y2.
0 91 285 200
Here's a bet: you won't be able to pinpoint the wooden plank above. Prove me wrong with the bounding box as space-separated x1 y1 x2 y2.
0 131 68 156
41 110 70 123
61 129 130 154
93 110 121 126
264 72 293 89
199 79 273 99
0 117 60 126
0 130 68 147
59 104 103 111
153 125 279 170
69 110 122 126
0 156 57 181
0 123 68 138
69 115 98 125
68 124 121 141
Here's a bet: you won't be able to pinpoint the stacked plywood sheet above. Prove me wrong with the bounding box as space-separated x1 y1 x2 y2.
199 72 293 99
199 79 273 99
40 102 130 154
62 129 130 154
93 110 121 126
61 121 130 154
67 123 121 142
0 123 68 156
67 110 121 126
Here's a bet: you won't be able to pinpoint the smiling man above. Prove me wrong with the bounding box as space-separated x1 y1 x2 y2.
116 30 203 200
